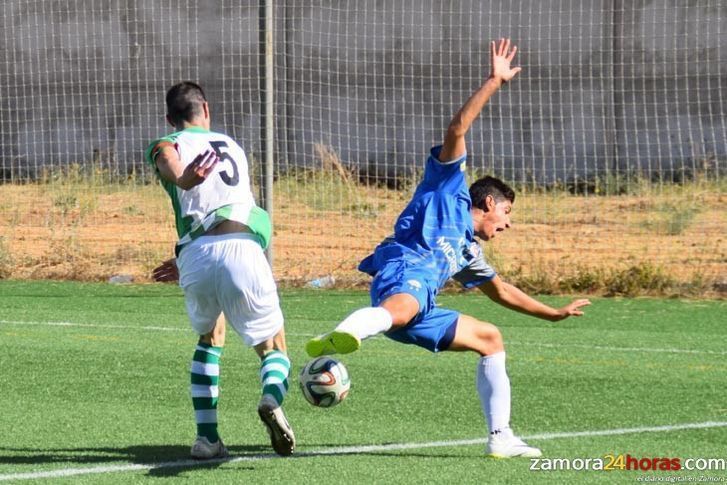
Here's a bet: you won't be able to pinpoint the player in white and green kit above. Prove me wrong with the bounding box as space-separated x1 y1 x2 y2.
145 82 294 458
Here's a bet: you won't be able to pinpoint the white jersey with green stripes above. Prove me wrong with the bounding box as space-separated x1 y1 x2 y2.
145 126 271 253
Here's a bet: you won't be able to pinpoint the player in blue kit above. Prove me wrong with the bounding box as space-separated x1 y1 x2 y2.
306 38 591 458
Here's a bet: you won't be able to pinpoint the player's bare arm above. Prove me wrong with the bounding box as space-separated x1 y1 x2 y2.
478 275 591 321
154 143 219 190
439 38 522 162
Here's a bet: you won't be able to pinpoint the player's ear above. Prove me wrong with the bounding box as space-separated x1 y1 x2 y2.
485 194 496 212
202 102 210 120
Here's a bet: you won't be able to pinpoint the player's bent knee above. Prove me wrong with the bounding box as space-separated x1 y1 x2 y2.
448 315 503 355
485 324 503 344
476 322 504 355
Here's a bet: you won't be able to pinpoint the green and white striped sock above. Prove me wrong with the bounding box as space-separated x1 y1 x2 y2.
260 350 290 406
191 342 222 443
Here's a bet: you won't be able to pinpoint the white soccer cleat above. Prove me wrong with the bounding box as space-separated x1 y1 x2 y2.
190 436 229 459
258 395 296 456
486 429 542 458
305 331 361 357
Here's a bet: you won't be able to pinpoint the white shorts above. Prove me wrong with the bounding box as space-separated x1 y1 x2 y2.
177 233 284 346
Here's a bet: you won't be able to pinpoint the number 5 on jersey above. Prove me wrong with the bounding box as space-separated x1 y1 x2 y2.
210 140 239 186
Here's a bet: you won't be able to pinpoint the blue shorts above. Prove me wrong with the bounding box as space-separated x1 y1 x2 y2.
370 260 459 353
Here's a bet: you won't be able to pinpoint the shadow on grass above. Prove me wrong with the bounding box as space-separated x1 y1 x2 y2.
0 444 270 477
0 443 478 478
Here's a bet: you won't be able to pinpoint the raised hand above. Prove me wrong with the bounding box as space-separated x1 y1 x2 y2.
179 149 218 189
490 38 522 84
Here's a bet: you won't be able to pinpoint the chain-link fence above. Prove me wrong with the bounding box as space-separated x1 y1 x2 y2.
0 1 724 295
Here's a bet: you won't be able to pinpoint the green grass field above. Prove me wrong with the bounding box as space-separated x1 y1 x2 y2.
0 281 725 484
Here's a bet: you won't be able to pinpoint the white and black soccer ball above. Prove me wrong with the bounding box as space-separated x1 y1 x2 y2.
299 357 351 408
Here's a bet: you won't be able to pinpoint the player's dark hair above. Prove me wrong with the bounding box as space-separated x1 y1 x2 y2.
469 176 515 211
166 82 207 126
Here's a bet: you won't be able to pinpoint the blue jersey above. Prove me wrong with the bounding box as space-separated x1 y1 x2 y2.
359 145 495 292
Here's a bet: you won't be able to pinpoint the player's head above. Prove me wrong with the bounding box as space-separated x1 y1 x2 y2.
165 82 210 129
469 176 515 241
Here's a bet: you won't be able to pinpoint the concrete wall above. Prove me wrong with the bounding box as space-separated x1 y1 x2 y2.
1 0 725 184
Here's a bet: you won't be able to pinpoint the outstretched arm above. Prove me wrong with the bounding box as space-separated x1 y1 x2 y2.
478 275 591 322
438 38 522 162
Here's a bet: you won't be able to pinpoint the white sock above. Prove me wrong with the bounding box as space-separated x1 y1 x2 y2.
476 352 511 434
334 307 393 341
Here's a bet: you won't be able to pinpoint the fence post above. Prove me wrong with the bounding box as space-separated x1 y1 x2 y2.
611 0 624 184
259 0 275 264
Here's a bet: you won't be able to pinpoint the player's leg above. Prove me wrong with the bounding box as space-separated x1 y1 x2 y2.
253 328 295 456
306 261 426 356
448 314 541 458
305 293 417 357
178 240 229 459
448 316 510 433
188 313 229 459
218 234 295 456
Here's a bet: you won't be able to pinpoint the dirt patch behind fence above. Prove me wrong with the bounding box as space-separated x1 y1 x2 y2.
0 180 724 297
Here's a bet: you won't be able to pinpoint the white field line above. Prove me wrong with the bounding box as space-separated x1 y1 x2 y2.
2 319 726 356
0 319 186 332
1 421 726 482
508 340 727 356
0 319 319 336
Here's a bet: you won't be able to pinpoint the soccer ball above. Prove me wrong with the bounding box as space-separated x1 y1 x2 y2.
299 356 351 408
